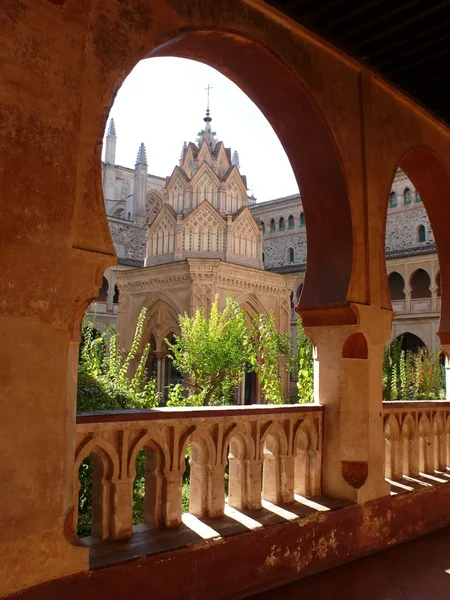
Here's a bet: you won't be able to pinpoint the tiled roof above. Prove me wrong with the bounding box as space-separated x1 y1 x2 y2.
118 257 144 267
251 193 301 209
266 244 437 274
386 244 437 259
267 262 306 274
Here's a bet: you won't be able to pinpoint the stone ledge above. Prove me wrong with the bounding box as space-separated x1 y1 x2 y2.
11 481 450 600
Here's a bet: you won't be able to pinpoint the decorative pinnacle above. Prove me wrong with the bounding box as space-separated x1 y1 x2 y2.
204 84 213 122
136 142 147 166
180 141 187 163
107 118 116 136
232 150 240 168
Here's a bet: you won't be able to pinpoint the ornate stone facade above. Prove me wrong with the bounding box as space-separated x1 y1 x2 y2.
251 170 440 352
105 114 293 402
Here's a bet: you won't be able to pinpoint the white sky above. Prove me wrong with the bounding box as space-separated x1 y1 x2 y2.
104 57 298 203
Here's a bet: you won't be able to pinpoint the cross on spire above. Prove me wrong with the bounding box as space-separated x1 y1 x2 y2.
204 84 213 122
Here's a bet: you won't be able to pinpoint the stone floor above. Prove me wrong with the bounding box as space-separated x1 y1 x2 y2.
249 525 450 600
86 495 349 568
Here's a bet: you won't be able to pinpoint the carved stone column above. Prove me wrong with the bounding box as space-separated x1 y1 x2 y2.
300 303 392 503
431 285 438 312
145 227 153 266
406 288 412 313
174 213 183 261
164 470 183 528
110 477 134 539
225 214 233 262
228 459 262 511
441 344 450 402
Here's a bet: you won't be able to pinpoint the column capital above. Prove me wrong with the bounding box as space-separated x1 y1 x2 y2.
299 303 393 346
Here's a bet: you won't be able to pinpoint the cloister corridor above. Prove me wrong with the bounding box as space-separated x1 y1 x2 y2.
3 0 450 598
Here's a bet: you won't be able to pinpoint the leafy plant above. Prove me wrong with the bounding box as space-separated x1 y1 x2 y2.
166 296 291 406
78 307 161 412
382 335 445 400
287 316 314 403
77 308 160 536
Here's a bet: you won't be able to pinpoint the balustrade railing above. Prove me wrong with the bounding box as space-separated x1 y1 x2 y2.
87 301 119 315
391 299 406 314
383 401 450 480
410 297 432 313
75 404 323 541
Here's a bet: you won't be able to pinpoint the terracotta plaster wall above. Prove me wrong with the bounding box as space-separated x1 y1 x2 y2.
362 76 450 315
11 483 450 600
1 0 450 595
0 0 116 594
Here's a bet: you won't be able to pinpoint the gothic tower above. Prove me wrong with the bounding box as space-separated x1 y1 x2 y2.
130 142 148 223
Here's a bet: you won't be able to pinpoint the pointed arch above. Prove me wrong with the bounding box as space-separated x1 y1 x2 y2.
128 431 171 528
141 291 183 352
225 428 259 511
396 146 450 335
419 414 433 474
410 268 431 299
74 436 120 540
235 292 269 320
293 419 320 497
180 429 220 518
433 414 446 471
384 415 402 480
402 414 419 476
260 422 290 504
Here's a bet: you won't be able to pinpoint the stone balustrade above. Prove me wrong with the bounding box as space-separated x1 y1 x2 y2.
74 404 323 541
383 401 450 479
87 300 119 315
410 297 433 313
391 298 440 315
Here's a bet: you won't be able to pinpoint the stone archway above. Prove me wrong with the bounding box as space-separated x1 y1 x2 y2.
397 147 450 336
146 31 354 308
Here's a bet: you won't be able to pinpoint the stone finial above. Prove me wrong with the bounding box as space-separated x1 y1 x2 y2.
232 150 240 168
179 141 187 164
107 118 116 137
136 142 147 166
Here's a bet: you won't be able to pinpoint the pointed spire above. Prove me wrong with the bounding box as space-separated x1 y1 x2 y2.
107 118 116 137
204 84 213 123
232 150 240 168
135 142 147 166
179 141 187 164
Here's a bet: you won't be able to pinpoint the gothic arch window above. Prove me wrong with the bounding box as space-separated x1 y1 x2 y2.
404 188 412 205
270 219 276 233
416 191 422 203
127 212 132 220
262 252 265 265
410 268 431 299
288 247 294 263
436 272 442 297
279 217 285 231
287 215 294 230
261 221 265 234
388 272 405 300
97 277 108 302
198 230 202 251
389 192 397 208
418 224 426 242
300 212 305 227
113 284 119 304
